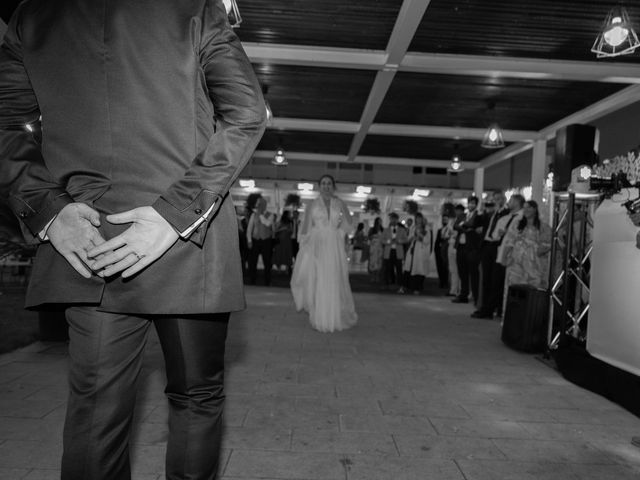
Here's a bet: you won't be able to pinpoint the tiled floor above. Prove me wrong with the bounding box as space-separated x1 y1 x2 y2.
2 287 640 479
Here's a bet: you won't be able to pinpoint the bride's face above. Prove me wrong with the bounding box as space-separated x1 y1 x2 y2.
319 177 335 195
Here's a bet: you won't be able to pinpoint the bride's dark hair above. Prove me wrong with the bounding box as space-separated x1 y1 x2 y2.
318 174 336 188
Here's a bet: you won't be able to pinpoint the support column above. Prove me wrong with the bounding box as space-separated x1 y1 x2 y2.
473 167 485 200
531 139 547 205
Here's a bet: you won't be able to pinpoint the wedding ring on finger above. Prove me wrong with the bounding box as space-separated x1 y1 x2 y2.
132 252 145 261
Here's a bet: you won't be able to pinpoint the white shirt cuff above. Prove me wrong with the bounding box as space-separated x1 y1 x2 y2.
179 202 216 238
38 215 57 241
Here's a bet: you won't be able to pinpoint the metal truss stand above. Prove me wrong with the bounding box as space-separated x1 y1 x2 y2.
547 192 601 351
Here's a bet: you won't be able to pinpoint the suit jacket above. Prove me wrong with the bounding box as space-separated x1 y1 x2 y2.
0 0 267 314
454 210 483 252
380 224 409 260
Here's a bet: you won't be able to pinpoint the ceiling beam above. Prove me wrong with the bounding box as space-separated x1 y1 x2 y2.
539 84 640 139
347 0 433 161
479 84 640 168
243 43 385 70
252 150 474 169
401 52 640 84
367 123 536 142
269 118 361 133
244 43 640 84
269 117 537 142
478 142 534 169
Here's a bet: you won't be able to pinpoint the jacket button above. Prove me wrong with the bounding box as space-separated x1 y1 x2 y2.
19 211 28 218
194 208 203 215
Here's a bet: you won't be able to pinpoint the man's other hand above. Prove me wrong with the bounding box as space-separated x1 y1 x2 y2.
629 210 640 227
47 203 106 279
87 206 179 278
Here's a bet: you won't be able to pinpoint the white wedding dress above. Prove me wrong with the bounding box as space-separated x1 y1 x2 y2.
290 196 358 332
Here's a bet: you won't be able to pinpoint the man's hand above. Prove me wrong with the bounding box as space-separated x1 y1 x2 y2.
87 206 179 278
47 203 106 279
629 211 640 227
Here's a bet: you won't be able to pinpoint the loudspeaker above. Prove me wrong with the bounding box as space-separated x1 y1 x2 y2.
552 124 598 192
502 284 549 353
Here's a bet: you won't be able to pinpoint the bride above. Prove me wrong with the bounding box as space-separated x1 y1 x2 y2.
291 175 358 332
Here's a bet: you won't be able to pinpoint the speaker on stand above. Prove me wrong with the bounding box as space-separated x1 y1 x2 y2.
552 124 598 192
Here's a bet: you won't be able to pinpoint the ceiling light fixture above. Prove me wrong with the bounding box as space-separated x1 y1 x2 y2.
481 101 505 149
355 186 372 196
448 150 464 173
412 189 431 198
239 179 256 189
481 123 505 149
592 6 640 58
222 0 242 28
297 183 314 193
272 148 287 166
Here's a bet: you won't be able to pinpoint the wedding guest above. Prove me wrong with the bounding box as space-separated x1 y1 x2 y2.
445 205 465 297
247 195 276 285
501 200 552 313
381 212 408 289
273 210 294 275
368 217 384 283
452 196 482 304
472 190 509 318
434 215 450 290
351 222 367 265
494 193 525 316
400 213 432 294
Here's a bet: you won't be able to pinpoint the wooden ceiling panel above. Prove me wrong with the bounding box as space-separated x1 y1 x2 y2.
253 64 375 122
258 130 353 155
236 0 403 50
360 136 497 162
411 0 640 63
376 72 627 130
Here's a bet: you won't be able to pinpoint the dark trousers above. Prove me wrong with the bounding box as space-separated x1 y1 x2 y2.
435 244 449 289
384 249 403 285
493 263 506 316
456 245 480 302
247 238 273 285
62 306 229 480
478 242 507 315
479 242 499 313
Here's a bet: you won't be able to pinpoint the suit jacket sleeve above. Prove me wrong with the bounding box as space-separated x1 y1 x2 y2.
151 0 267 245
0 4 73 239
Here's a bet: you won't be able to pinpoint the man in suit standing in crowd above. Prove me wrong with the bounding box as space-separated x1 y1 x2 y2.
381 212 408 290
0 1 266 478
472 191 509 318
452 196 483 304
434 214 450 290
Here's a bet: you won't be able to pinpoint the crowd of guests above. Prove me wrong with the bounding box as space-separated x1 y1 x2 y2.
238 193 300 285
237 188 553 316
433 190 552 320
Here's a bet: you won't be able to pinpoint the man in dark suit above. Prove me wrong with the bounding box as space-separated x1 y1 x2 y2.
0 1 266 478
472 191 509 318
381 212 408 289
434 214 450 289
452 196 483 304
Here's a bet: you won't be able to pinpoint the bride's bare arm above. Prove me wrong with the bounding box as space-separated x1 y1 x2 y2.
298 205 313 244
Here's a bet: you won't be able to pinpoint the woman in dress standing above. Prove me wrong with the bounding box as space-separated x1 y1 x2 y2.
291 175 358 332
400 213 432 294
501 200 552 311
